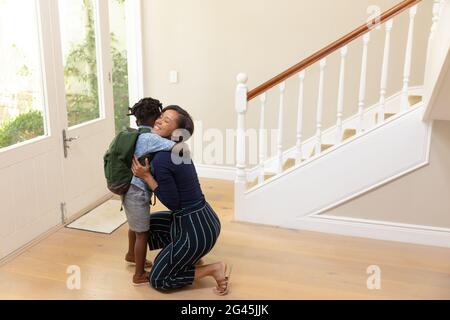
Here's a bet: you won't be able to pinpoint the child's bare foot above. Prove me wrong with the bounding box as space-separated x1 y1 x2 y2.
132 271 149 286
125 253 153 268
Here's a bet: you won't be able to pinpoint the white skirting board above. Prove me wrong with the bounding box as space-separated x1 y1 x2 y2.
195 164 236 181
289 215 450 248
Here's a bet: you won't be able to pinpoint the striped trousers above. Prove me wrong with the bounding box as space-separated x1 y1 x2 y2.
147 201 221 290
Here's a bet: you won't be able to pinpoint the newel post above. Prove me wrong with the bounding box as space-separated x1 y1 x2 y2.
235 73 248 187
234 73 248 220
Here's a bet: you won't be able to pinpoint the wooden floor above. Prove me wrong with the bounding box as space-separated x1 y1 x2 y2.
1 178 449 300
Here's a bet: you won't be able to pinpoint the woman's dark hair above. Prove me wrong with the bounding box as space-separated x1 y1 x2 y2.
128 97 163 126
162 105 194 138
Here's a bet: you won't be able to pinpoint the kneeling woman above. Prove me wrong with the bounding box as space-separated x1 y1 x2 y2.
132 105 231 295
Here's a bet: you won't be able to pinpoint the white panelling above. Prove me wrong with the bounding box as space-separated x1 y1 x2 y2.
0 169 15 239
0 151 63 259
13 160 36 232
236 105 432 227
63 131 111 219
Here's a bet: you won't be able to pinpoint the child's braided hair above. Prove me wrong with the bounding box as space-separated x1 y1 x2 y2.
127 97 163 126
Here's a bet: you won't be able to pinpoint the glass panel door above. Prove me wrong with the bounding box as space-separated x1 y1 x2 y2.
0 0 47 149
109 0 130 134
56 0 115 219
58 0 102 127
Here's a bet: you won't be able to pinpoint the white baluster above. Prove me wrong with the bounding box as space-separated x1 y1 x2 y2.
378 20 394 124
401 5 418 111
358 33 370 134
235 73 248 186
426 0 442 66
315 59 326 156
258 93 267 184
276 82 286 174
295 71 306 164
336 46 348 144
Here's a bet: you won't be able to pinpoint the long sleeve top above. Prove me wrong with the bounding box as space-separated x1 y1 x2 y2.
152 151 205 212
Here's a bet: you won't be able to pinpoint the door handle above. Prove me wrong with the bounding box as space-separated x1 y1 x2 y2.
62 129 79 158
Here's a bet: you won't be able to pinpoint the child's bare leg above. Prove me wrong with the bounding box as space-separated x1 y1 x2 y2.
133 231 149 284
125 229 136 261
125 229 152 268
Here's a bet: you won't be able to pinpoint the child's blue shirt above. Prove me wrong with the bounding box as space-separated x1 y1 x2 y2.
130 125 175 193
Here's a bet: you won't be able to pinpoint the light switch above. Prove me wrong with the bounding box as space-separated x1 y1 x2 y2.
170 70 178 84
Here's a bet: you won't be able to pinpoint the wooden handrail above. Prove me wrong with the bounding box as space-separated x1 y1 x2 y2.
247 0 422 101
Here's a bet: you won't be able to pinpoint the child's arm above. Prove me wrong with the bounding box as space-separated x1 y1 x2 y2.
141 133 175 153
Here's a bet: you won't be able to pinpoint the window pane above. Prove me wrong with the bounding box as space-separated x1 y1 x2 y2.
109 0 130 134
0 0 46 149
58 0 100 127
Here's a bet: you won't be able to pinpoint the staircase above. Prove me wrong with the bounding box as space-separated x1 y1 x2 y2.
233 0 445 234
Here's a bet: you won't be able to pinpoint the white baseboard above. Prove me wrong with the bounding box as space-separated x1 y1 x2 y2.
195 164 236 181
288 214 450 248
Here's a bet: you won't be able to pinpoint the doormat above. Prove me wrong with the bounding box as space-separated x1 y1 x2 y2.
66 199 127 234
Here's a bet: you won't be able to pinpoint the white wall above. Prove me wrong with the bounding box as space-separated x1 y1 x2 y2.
141 0 433 166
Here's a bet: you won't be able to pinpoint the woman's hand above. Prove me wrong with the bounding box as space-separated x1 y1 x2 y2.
132 156 151 179
132 156 159 191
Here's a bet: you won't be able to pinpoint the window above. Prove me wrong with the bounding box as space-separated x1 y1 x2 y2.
0 0 46 149
109 0 130 134
58 0 101 127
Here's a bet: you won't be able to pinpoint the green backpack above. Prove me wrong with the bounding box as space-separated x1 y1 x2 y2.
103 127 151 195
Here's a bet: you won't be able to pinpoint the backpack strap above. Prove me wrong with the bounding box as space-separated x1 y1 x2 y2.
137 127 151 134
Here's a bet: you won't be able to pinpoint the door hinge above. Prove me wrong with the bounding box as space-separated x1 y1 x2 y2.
60 202 67 224
108 72 112 84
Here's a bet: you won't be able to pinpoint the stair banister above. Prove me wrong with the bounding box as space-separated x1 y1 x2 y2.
276 82 286 173
315 59 327 156
358 33 371 134
426 0 443 68
336 46 348 144
296 71 306 164
258 93 267 184
401 5 418 111
378 19 394 124
246 0 422 102
235 73 248 188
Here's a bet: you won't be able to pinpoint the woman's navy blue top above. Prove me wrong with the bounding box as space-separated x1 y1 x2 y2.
152 151 205 212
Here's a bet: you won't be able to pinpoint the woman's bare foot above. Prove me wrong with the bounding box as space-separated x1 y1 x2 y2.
132 271 149 286
210 262 230 295
125 253 153 268
196 258 205 266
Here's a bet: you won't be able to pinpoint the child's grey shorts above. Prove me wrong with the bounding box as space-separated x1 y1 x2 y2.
122 184 151 233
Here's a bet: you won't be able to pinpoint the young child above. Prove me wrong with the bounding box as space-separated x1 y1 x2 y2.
122 97 175 285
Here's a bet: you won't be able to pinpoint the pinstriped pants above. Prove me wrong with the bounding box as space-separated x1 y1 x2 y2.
147 201 221 290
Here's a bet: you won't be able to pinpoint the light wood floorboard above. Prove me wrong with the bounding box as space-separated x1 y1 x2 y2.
0 179 449 299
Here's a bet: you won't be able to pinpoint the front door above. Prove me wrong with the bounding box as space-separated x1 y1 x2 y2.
52 0 115 220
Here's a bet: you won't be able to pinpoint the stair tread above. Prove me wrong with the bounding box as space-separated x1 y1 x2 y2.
310 144 334 157
408 95 422 107
375 112 396 123
343 128 357 141
283 158 296 171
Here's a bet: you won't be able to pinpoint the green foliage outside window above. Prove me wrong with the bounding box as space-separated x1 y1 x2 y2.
0 110 44 148
0 0 130 149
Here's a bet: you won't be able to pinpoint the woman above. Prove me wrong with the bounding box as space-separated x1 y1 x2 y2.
132 105 231 295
